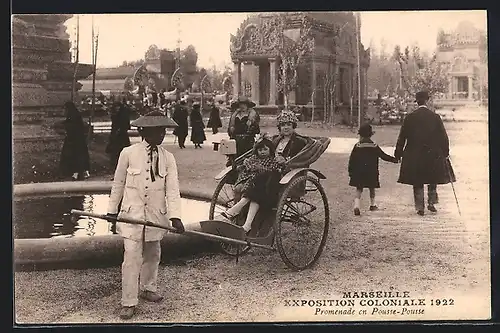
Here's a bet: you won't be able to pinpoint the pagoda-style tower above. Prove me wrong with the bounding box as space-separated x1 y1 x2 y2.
12 14 94 123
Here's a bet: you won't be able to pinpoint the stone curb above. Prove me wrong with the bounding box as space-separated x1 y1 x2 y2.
13 182 218 271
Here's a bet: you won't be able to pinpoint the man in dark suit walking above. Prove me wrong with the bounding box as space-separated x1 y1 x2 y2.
394 91 456 216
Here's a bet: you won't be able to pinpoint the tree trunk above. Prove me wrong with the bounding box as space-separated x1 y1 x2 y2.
323 78 328 123
330 82 335 125
330 64 339 125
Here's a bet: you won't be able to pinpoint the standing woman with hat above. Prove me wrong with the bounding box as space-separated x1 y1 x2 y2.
106 111 185 320
207 101 223 134
227 96 260 161
59 101 91 180
394 90 456 216
172 100 189 149
106 100 131 171
271 109 311 163
189 102 207 148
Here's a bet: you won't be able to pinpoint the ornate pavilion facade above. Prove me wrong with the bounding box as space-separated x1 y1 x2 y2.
229 12 370 121
435 21 487 107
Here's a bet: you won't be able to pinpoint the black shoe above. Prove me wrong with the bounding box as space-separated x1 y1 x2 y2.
119 306 135 320
354 208 361 216
427 204 437 213
369 205 379 211
140 291 164 303
417 210 425 216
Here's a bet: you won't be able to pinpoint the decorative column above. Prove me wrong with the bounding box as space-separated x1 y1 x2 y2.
251 62 260 105
468 75 473 100
448 77 453 99
269 58 277 105
233 60 241 98
452 77 458 99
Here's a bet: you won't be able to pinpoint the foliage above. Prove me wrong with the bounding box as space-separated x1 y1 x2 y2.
392 44 448 98
180 45 198 74
120 59 145 67
206 65 232 93
406 59 449 97
274 14 315 107
366 40 400 96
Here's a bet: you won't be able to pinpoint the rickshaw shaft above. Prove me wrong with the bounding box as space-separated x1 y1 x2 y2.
70 210 274 251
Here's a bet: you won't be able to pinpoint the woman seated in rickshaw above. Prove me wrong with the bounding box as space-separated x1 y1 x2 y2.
217 109 312 233
271 108 311 163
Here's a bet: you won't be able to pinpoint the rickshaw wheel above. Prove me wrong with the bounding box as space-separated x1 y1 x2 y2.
209 173 251 256
275 174 329 271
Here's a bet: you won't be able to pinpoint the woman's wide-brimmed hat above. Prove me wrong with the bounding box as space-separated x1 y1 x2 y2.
276 109 299 125
131 111 178 128
358 123 375 137
230 96 256 109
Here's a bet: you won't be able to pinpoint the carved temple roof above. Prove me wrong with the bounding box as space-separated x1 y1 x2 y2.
229 12 369 66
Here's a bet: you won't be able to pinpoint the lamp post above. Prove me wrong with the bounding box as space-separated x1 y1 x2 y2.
355 12 362 130
71 15 79 102
90 18 99 129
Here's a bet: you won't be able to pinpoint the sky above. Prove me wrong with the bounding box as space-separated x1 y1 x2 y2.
64 10 487 70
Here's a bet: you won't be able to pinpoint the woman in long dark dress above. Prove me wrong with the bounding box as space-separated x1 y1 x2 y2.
227 96 260 164
172 100 189 148
207 102 222 134
106 101 131 170
60 101 91 180
189 102 207 148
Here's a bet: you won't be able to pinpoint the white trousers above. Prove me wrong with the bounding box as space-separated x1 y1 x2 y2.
121 237 161 307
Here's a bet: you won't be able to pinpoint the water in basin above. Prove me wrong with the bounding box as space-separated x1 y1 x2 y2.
13 194 211 239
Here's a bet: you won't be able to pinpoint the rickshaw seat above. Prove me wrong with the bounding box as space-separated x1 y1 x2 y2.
199 220 246 241
230 136 330 170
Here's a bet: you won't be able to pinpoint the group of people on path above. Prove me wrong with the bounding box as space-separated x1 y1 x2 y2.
60 89 456 320
171 100 223 149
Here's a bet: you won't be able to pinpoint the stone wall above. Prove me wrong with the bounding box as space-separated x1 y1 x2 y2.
12 14 93 125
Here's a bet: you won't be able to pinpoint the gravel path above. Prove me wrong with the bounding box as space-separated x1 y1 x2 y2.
14 122 491 323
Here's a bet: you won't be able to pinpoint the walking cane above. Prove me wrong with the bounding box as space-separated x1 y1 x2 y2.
446 156 461 216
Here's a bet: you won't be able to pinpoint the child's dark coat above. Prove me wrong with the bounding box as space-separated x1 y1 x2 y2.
348 138 398 188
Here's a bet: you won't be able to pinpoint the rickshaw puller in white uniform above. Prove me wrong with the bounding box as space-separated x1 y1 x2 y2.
107 111 185 320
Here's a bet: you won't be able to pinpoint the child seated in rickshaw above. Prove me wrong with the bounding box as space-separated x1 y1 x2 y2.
218 136 286 234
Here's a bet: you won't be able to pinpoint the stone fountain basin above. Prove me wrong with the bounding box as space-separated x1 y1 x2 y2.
13 181 218 271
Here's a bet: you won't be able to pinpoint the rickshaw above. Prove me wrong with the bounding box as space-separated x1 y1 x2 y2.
203 135 331 271
71 136 331 272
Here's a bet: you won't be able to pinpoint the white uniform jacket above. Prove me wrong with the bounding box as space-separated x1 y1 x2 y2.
107 140 182 241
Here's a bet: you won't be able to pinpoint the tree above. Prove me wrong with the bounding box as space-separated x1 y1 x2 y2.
274 14 315 108
180 45 198 89
392 45 411 94
366 40 399 96
119 59 145 67
406 57 449 99
392 43 449 99
206 65 232 92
